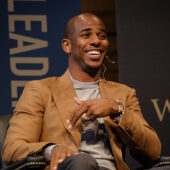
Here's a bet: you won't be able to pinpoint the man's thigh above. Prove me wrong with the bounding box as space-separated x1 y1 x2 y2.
58 153 99 170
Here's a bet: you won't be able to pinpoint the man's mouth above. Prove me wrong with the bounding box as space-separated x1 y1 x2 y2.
88 50 100 55
86 50 103 60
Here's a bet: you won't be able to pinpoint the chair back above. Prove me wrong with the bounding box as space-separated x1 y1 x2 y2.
0 114 12 168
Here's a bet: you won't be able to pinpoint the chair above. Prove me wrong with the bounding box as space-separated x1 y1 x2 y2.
0 115 12 149
0 155 47 170
0 115 12 169
136 157 170 170
1 114 170 170
1 154 170 170
125 147 170 170
0 114 47 170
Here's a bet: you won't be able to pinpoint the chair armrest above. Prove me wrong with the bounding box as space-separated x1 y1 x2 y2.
136 156 170 170
153 156 170 168
1 155 47 170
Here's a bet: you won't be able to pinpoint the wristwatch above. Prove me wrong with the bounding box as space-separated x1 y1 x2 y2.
110 99 124 123
115 99 124 114
118 103 124 114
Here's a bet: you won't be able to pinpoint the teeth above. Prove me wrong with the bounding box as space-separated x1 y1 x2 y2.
88 51 100 55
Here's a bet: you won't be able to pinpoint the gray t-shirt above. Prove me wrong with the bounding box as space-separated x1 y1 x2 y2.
71 76 116 170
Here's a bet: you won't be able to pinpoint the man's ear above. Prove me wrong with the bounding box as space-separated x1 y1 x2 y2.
62 38 71 54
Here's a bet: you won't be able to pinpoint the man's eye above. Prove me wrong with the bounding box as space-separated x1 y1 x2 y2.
98 34 107 39
81 33 90 37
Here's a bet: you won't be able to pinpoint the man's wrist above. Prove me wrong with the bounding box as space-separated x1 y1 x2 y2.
43 144 59 161
110 99 124 123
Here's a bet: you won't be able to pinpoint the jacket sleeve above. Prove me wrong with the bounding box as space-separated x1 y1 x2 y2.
116 87 161 165
2 81 51 164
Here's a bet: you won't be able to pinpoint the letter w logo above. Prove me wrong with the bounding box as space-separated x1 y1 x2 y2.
150 99 170 121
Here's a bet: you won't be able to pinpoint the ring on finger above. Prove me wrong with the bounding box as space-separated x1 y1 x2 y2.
82 113 91 121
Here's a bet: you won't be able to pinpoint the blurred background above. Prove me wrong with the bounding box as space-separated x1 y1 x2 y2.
0 0 170 169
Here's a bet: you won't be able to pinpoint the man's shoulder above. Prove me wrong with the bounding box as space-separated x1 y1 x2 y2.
30 76 58 83
101 79 133 90
26 77 59 89
100 79 136 98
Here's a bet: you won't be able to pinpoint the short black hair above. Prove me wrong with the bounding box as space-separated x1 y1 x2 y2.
64 12 103 39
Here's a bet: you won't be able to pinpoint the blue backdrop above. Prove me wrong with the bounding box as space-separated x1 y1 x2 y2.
0 0 81 115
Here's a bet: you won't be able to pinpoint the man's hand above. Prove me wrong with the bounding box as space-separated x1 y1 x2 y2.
67 97 119 128
50 145 77 170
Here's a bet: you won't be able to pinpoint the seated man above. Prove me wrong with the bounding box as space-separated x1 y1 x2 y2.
2 12 161 170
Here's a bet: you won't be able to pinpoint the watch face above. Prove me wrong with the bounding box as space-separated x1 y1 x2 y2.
118 104 124 114
115 99 124 114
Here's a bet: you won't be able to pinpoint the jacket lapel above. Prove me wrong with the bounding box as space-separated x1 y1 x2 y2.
49 71 82 148
99 79 129 169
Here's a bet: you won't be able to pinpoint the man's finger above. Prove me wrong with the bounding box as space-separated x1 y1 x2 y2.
57 153 66 163
66 97 81 126
50 146 65 170
50 151 59 170
69 103 87 128
67 106 80 128
85 109 92 117
74 97 82 105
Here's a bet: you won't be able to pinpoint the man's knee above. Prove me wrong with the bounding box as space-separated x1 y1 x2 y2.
58 153 99 170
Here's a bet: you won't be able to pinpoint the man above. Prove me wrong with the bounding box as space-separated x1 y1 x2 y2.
2 13 161 170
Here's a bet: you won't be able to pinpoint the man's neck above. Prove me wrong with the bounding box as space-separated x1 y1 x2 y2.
68 67 101 82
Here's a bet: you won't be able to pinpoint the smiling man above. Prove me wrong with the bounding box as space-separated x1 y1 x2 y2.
2 13 161 170
63 13 108 76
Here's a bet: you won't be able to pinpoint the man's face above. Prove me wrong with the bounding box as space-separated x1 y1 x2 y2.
67 14 109 72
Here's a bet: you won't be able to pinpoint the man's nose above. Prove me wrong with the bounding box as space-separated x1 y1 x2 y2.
90 34 100 46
